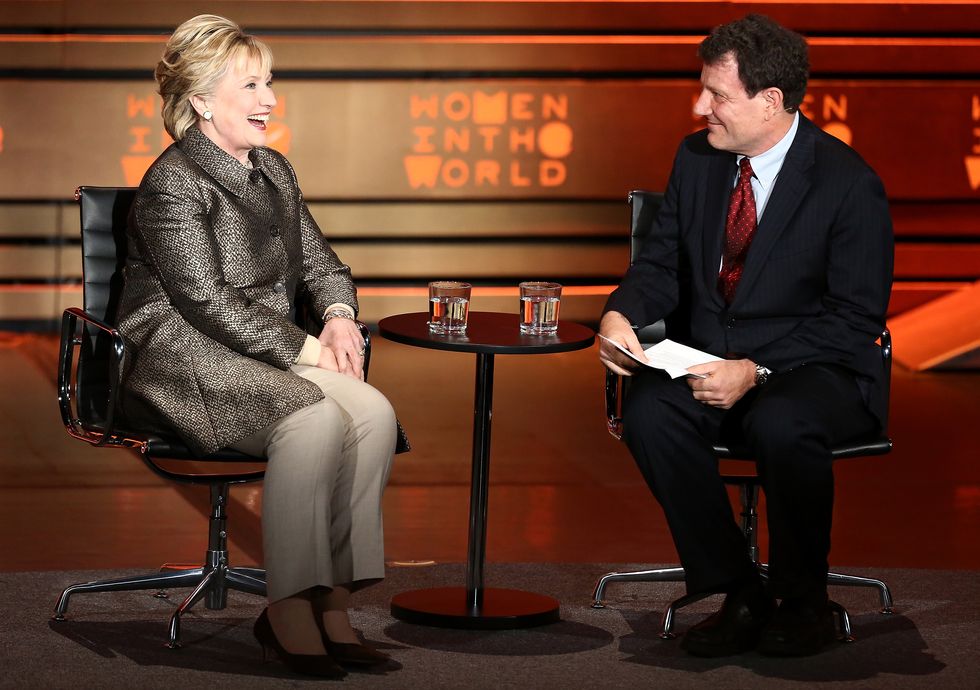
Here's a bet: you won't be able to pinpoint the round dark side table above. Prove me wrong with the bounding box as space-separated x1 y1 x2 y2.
379 311 595 629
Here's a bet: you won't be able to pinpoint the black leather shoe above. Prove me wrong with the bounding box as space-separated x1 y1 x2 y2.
680 582 776 658
314 616 391 668
322 639 391 668
253 609 347 678
758 598 838 656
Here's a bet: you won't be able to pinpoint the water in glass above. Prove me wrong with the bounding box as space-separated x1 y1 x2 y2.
429 296 469 334
520 295 560 334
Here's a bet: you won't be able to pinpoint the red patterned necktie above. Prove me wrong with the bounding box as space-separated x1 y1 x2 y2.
718 157 757 304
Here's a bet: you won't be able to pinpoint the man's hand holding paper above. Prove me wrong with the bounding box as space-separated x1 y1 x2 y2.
599 311 721 379
687 358 757 409
598 311 648 376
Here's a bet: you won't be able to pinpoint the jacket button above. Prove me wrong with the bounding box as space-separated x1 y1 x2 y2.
273 281 286 293
727 317 736 328
270 224 280 237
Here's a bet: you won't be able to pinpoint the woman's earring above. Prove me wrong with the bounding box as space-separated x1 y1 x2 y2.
203 110 213 121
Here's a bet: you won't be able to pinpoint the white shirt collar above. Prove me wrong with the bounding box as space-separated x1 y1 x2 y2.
737 110 800 193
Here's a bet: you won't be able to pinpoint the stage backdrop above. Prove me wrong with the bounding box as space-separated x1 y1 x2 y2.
1 1 978 325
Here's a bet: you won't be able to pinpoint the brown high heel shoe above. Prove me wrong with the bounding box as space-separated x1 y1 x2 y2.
253 608 347 678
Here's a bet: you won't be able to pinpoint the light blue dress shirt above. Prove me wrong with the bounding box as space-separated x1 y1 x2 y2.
736 110 801 221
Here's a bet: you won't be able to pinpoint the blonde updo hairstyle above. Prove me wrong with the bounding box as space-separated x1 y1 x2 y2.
156 14 273 141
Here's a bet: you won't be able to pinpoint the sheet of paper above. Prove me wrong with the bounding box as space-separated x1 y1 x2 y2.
599 334 720 379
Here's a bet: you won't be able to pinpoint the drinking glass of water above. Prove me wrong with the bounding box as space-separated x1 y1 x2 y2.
428 281 471 334
519 281 561 335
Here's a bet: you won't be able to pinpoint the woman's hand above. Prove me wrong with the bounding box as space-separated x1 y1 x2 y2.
317 317 365 380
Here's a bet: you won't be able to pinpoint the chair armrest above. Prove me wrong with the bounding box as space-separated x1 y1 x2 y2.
605 368 625 440
635 319 666 345
603 319 665 440
58 307 127 446
358 321 372 381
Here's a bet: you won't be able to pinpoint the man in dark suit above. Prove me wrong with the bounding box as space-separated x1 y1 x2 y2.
598 14 893 657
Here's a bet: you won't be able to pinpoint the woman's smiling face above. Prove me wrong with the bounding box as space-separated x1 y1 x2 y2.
194 55 276 164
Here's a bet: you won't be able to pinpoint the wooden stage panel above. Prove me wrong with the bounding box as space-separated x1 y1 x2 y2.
0 1 977 327
4 32 980 75
3 1 980 34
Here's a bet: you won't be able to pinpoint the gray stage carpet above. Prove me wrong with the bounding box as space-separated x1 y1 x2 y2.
3 563 977 688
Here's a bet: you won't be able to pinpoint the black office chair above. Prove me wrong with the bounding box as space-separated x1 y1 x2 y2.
593 190 894 642
53 186 373 648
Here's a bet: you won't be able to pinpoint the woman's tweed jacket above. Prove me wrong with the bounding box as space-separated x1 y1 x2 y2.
116 127 359 456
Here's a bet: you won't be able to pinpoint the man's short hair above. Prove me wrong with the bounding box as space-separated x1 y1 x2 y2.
698 14 809 112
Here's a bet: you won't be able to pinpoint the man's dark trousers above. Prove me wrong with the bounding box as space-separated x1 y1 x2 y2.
621 362 878 601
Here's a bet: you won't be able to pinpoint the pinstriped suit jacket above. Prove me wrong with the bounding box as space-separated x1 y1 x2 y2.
116 127 358 455
605 114 894 426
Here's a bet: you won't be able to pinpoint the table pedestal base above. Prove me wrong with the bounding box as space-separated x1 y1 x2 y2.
390 586 560 629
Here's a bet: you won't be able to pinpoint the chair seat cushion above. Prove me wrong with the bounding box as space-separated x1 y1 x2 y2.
144 434 265 462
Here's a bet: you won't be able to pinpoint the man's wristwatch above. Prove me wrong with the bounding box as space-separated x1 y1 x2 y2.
754 364 771 386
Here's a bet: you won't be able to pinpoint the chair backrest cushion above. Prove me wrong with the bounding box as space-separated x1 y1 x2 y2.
76 187 136 425
627 190 668 343
79 186 137 326
628 190 664 262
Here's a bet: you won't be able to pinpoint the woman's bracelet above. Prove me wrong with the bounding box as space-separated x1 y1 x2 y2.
323 307 355 323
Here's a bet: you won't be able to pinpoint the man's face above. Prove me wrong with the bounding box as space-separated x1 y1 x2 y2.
693 54 771 156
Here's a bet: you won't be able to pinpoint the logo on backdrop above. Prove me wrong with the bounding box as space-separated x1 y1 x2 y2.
800 92 851 146
120 93 291 186
799 91 978 190
403 90 574 190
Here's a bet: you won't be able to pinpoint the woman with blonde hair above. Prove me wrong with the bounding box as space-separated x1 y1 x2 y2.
115 14 403 677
